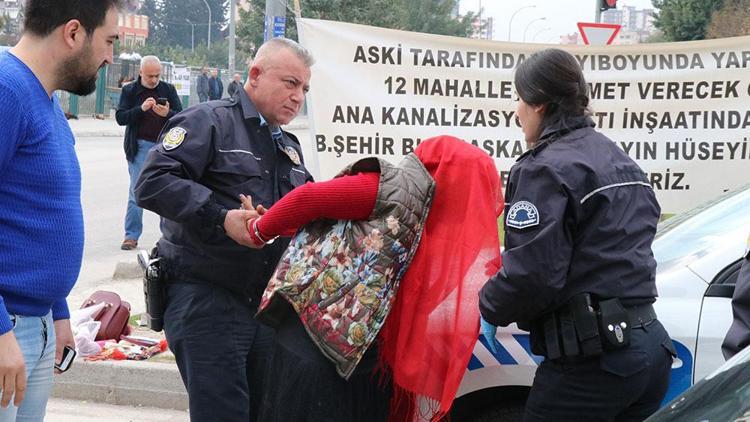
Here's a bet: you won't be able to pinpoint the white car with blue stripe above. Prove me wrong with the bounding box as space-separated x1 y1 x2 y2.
450 184 750 421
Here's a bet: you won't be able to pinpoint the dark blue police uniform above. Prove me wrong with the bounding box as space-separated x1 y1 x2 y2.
135 88 312 422
722 235 750 359
480 117 676 421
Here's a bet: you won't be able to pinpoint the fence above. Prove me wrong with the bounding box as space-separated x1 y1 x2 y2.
58 59 232 117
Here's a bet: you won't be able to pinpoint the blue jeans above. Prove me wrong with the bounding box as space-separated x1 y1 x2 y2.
0 312 55 422
125 139 157 241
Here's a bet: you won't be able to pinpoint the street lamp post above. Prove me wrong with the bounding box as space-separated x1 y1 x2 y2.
532 27 551 43
200 0 211 49
508 5 535 42
229 0 236 76
186 19 195 53
523 17 546 42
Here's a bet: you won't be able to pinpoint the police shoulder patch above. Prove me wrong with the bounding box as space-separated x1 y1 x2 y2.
163 127 187 151
506 200 540 229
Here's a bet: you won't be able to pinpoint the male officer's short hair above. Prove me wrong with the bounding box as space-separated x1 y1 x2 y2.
255 38 315 68
24 0 124 37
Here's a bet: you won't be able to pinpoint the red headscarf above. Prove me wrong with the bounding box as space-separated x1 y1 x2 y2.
378 135 504 421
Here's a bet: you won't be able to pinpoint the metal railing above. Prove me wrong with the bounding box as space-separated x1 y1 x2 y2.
58 59 306 117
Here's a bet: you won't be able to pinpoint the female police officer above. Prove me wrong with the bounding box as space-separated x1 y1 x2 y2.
479 48 676 421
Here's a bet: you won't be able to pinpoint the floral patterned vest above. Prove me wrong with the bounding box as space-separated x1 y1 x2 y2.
256 154 435 379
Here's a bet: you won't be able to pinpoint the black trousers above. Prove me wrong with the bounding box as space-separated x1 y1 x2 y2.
164 281 273 422
524 320 675 422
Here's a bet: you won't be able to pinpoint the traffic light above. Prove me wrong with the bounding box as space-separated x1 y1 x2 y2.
600 0 617 10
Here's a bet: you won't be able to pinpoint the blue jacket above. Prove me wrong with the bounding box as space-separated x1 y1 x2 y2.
208 76 223 100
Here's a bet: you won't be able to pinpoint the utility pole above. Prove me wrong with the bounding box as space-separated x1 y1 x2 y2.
229 0 236 75
264 0 287 42
595 0 602 23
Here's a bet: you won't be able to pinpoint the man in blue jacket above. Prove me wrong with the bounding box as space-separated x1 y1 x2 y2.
115 56 182 250
0 0 121 419
208 68 223 100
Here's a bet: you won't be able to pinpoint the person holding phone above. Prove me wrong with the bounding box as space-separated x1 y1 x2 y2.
115 55 182 250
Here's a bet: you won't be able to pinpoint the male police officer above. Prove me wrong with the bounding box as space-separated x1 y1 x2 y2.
135 38 314 422
722 234 750 359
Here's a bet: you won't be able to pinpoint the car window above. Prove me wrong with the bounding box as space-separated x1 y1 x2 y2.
653 186 750 274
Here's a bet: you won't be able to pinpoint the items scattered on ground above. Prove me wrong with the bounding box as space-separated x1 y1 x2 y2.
71 290 168 362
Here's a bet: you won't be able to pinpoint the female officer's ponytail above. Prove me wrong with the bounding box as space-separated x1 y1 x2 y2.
514 48 591 134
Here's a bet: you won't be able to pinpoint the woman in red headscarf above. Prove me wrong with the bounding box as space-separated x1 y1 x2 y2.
246 135 503 421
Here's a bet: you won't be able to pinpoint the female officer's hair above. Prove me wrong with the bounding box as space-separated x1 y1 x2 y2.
514 48 591 132
24 0 123 37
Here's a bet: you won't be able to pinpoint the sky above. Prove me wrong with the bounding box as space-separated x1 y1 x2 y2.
459 0 656 43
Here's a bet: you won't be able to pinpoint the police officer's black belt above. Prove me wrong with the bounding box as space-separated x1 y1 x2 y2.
529 295 658 361
625 303 657 329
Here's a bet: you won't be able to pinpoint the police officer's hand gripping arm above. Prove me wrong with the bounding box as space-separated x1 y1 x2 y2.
134 108 259 248
480 165 574 328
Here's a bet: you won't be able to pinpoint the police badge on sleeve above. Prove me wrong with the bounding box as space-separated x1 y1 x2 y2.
163 127 187 151
506 201 540 229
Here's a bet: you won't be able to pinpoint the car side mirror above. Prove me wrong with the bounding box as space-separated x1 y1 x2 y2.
705 283 735 298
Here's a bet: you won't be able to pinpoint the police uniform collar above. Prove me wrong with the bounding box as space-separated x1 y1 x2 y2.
515 140 549 161
515 116 595 162
236 87 262 121
538 116 595 142
258 113 281 136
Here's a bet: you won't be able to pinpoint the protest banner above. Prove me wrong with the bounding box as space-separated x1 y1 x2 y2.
298 18 750 213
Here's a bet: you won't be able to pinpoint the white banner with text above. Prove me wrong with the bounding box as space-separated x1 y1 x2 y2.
298 18 750 213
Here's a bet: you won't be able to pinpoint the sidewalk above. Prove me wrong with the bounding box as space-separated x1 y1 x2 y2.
68 116 126 138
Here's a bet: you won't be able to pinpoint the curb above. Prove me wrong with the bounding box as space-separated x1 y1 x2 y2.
112 261 143 280
73 130 126 138
52 359 188 410
70 120 309 139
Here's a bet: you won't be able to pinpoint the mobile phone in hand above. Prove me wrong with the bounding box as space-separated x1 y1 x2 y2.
156 97 168 106
55 346 77 372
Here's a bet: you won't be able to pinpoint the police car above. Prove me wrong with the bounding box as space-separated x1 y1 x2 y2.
451 184 750 421
648 337 750 421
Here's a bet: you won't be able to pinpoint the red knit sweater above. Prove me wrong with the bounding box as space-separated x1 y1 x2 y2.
248 172 380 243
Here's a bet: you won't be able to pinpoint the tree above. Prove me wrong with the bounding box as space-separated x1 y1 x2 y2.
144 0 228 48
140 0 167 45
137 39 247 68
237 0 478 57
401 0 477 38
706 0 750 38
651 0 726 41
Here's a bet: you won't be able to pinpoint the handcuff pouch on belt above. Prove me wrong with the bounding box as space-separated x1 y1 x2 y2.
137 247 166 332
530 293 633 360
